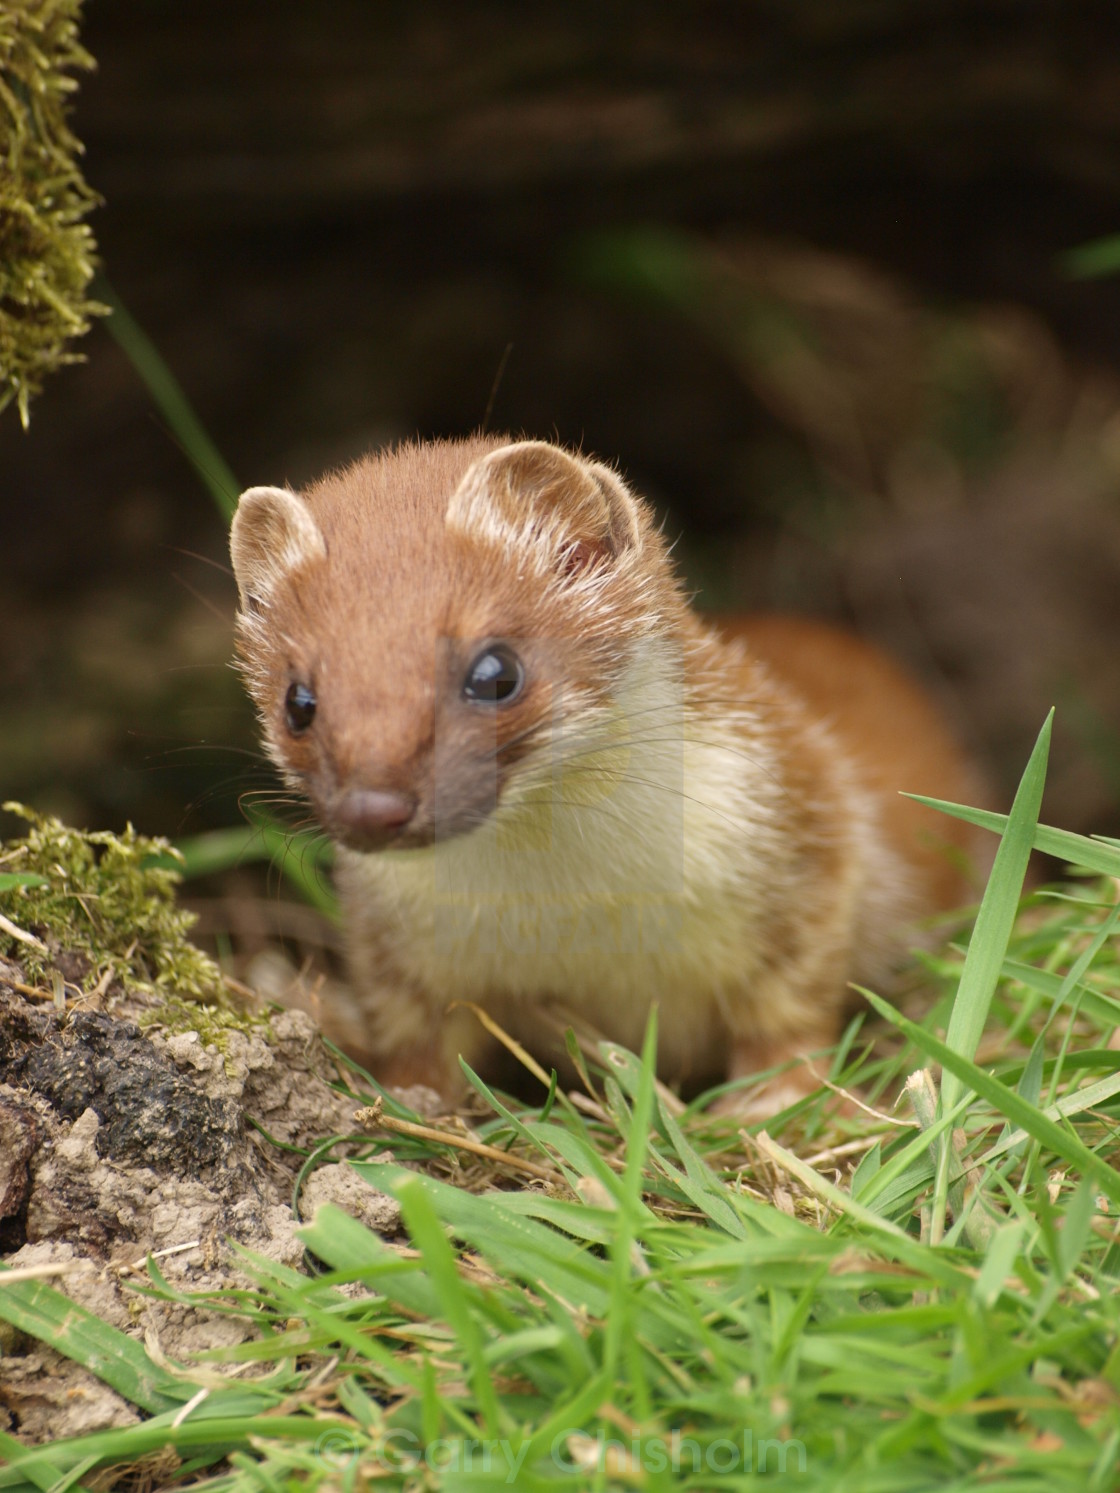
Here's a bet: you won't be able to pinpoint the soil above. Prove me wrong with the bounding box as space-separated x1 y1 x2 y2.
0 963 401 1447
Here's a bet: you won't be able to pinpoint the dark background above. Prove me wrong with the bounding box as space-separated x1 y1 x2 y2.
5 0 1120 853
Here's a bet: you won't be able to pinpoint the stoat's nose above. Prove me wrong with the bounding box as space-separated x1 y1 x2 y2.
332 788 417 851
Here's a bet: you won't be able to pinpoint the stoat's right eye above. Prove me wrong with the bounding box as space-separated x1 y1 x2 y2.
284 682 317 734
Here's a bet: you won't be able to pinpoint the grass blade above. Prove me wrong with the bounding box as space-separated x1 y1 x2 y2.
863 989 1120 1207
938 711 1051 1121
906 800 1120 878
393 1174 505 1435
96 278 240 520
0 1273 185 1415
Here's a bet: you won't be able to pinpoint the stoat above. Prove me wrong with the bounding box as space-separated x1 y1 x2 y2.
230 436 986 1113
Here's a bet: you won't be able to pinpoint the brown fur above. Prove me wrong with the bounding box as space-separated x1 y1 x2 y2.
230 437 990 1114
722 614 985 912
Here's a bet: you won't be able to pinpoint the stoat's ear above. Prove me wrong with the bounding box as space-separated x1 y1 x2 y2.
448 441 642 570
229 486 326 611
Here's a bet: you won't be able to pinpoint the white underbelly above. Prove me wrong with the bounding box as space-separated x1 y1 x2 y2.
347 783 778 1074
340 683 794 1075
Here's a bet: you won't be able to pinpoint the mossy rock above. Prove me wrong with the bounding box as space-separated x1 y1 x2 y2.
0 0 103 425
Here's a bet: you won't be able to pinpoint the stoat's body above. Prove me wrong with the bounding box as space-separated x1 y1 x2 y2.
231 436 986 1111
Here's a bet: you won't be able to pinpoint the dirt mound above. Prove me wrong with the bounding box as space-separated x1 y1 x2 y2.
0 975 398 1445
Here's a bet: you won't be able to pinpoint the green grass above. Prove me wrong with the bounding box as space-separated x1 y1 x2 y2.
3 719 1120 1490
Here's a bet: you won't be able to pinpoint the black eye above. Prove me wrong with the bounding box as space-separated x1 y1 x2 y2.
463 644 524 705
284 681 317 734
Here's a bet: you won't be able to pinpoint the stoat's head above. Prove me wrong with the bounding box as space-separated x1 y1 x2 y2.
230 437 687 852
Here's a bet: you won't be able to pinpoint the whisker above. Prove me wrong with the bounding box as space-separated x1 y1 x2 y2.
552 764 751 837
235 790 313 827
495 716 788 798
147 743 273 763
485 716 550 765
164 545 235 580
169 569 234 626
504 760 755 841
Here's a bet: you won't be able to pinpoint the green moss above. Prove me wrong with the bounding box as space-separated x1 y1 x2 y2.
140 992 269 1056
0 801 226 1003
0 0 103 425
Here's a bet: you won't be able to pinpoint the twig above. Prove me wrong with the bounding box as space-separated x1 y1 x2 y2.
0 1258 97 1284
7 977 55 1000
354 1096 555 1181
0 910 47 951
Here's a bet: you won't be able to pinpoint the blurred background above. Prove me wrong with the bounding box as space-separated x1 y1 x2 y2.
4 0 1120 873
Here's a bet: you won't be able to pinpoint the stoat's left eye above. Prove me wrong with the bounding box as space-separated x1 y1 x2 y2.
463 644 524 705
284 681 317 734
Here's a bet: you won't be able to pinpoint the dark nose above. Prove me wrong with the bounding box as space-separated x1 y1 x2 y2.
332 788 417 849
